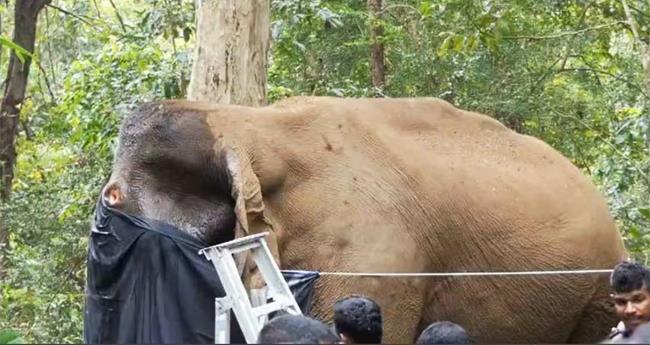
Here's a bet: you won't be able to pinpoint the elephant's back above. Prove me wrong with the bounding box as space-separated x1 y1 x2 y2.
269 97 625 343
375 97 624 264
270 96 623 258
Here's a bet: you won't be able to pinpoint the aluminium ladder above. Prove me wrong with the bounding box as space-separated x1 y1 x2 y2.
199 232 302 344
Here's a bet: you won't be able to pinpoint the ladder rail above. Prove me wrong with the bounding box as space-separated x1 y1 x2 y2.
215 298 232 344
252 240 301 313
200 232 303 344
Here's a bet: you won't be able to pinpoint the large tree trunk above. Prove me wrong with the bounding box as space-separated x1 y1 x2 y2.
368 0 385 92
0 0 50 277
187 0 270 106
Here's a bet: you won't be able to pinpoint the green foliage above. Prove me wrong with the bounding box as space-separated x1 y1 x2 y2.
269 0 371 98
0 329 25 344
0 0 193 342
0 36 32 63
269 0 649 258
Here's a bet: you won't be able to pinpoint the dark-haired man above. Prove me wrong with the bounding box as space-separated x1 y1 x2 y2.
333 295 383 344
415 321 471 345
609 261 650 341
257 314 340 344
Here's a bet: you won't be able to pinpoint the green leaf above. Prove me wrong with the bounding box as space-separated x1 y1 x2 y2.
639 207 650 221
437 35 454 57
0 36 32 64
0 330 25 344
452 35 465 52
477 14 496 28
479 33 498 54
466 34 479 51
628 225 641 239
419 2 433 17
293 40 306 52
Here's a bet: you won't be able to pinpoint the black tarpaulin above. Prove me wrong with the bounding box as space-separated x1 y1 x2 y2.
282 270 320 315
83 199 320 344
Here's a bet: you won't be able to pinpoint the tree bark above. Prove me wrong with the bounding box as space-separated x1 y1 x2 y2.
368 0 385 92
1 0 50 200
0 0 50 279
0 9 3 68
187 0 270 106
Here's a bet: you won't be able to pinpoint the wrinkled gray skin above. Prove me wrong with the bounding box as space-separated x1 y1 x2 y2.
105 103 237 244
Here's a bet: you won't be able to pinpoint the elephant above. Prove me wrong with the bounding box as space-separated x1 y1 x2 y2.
101 96 626 344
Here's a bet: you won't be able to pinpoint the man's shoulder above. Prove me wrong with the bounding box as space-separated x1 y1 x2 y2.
609 321 627 340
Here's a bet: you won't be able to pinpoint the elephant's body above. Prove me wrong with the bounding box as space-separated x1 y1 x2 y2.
106 96 625 343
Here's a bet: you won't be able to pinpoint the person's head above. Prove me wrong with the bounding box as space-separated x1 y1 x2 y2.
257 314 340 344
333 295 383 344
610 261 650 334
415 321 471 345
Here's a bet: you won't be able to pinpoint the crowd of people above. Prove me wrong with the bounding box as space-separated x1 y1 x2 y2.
257 294 470 344
256 293 470 344
253 260 650 344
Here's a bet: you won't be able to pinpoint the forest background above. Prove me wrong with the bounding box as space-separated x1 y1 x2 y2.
0 0 648 342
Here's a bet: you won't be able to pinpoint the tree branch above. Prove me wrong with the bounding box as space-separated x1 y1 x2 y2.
559 2 592 71
46 3 144 40
92 0 102 18
34 59 55 103
503 22 625 40
21 119 33 141
530 56 562 94
44 7 57 86
34 0 51 9
557 67 649 100
46 3 95 27
378 4 419 15
107 0 128 33
621 0 640 43
551 109 648 180
627 3 650 20
527 4 596 95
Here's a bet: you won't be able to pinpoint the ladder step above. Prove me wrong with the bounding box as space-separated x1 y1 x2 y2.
215 232 268 249
252 300 286 317
225 241 260 255
200 232 303 344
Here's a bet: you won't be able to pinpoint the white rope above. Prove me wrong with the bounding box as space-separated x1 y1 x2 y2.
290 269 614 277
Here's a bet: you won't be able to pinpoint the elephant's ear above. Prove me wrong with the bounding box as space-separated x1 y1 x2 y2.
223 145 279 280
224 146 267 238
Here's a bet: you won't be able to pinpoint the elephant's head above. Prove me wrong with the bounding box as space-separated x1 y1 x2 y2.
101 102 276 262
